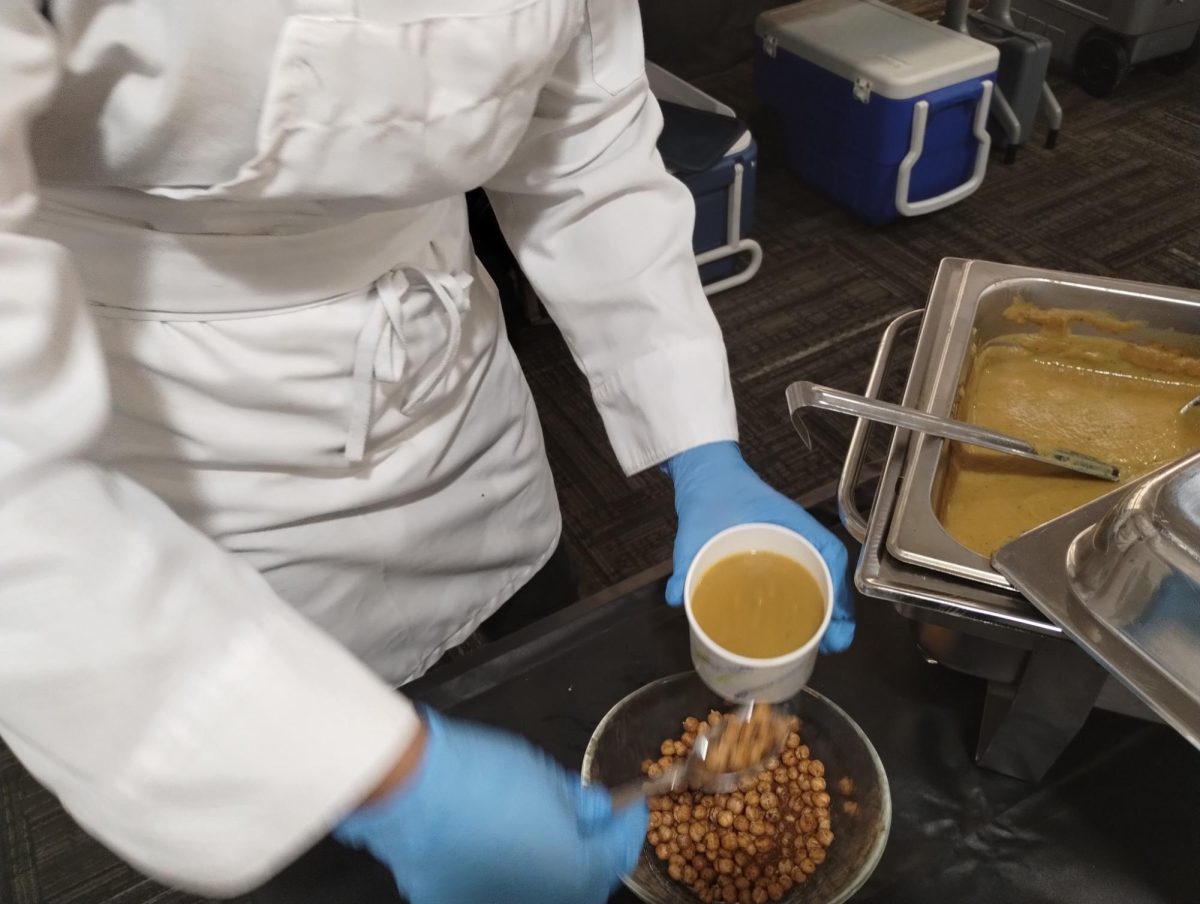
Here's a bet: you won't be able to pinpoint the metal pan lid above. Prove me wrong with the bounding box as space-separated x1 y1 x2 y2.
994 453 1200 751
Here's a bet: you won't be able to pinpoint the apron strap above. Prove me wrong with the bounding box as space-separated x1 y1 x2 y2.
344 269 471 464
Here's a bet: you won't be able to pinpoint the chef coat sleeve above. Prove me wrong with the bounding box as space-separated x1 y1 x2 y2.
484 0 739 476
0 6 419 896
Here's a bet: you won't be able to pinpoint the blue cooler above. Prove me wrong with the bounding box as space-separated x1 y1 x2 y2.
754 0 999 226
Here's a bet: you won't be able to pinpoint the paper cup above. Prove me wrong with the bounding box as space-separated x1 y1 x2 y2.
684 523 833 703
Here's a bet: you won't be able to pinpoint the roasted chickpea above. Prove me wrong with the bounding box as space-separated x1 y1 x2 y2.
837 776 855 796
745 790 760 807
767 882 783 902
843 800 859 816
659 825 675 842
734 815 750 833
690 823 707 843
811 776 827 793
800 858 816 874
818 828 834 848
759 792 778 810
705 832 720 852
814 792 832 809
797 745 810 759
717 809 735 828
752 888 769 904
647 763 663 779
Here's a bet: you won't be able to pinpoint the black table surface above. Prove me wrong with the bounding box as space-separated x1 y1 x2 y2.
407 525 1200 904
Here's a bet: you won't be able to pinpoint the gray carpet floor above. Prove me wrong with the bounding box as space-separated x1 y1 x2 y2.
3 9 1198 903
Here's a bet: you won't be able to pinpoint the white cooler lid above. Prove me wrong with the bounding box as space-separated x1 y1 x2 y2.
756 0 998 100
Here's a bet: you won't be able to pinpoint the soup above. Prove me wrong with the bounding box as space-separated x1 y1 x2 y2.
691 551 825 658
939 306 1200 557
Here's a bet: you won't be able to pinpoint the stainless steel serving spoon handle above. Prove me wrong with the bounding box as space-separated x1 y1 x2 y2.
786 381 1120 482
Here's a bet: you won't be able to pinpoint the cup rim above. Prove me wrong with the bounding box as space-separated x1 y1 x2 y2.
683 522 835 668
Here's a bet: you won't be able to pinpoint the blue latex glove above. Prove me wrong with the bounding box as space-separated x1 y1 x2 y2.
664 441 854 653
333 710 646 904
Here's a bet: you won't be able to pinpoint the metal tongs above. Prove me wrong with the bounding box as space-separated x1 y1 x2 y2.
609 704 789 810
787 381 1121 482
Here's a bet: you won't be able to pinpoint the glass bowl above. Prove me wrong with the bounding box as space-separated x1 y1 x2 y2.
582 672 890 904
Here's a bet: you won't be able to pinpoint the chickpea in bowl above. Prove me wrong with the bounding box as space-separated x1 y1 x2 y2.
583 672 889 904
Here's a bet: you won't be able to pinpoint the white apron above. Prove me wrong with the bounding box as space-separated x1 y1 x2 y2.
28 0 582 684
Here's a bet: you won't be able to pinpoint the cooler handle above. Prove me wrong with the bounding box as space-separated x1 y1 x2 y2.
894 80 993 218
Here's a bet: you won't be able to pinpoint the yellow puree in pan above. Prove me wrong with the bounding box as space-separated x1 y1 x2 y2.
938 299 1200 557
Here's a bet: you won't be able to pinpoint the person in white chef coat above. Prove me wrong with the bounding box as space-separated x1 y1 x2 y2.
0 2 855 903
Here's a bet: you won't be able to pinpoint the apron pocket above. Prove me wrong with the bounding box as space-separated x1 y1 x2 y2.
585 0 646 96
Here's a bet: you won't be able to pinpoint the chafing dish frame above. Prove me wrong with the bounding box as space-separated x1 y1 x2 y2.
836 258 1165 781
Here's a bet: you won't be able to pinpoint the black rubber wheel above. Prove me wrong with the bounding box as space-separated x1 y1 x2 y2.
1157 34 1200 75
1074 32 1130 97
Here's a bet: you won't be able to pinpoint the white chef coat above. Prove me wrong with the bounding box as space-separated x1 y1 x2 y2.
0 0 738 896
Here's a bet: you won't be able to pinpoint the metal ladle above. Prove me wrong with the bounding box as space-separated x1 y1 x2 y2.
787 381 1121 482
1180 395 1200 416
609 704 788 810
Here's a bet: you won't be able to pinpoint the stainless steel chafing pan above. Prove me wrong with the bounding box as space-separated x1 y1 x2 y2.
886 260 1200 590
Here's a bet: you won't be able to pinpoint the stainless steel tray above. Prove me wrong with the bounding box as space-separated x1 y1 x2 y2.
887 259 1200 590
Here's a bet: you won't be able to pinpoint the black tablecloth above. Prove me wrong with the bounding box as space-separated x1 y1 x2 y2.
407 527 1199 904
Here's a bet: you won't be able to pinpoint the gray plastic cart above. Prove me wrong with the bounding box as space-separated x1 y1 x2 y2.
945 0 1061 161
1009 0 1200 96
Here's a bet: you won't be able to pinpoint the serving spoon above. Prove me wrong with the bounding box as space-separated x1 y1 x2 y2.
609 704 789 810
787 381 1121 482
